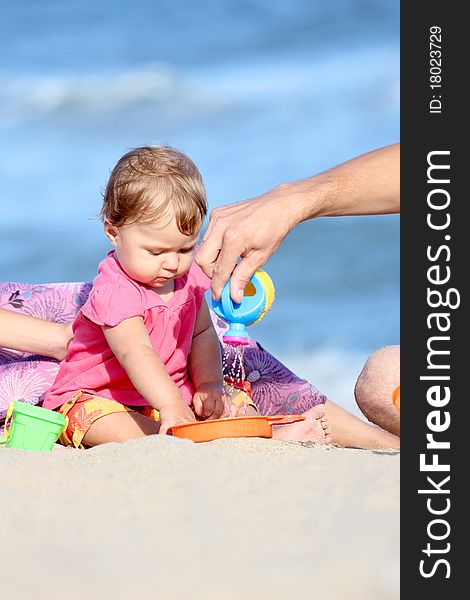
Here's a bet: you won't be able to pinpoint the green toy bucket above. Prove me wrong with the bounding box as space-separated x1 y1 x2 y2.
4 400 67 451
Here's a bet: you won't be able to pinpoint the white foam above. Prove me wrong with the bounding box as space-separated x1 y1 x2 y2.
0 63 225 127
0 40 398 128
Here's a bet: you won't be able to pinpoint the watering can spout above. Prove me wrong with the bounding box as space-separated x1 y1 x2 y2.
223 322 251 346
211 269 275 345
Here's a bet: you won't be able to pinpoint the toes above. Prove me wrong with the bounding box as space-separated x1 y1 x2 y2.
272 404 331 443
307 404 326 420
319 414 330 430
308 414 330 444
319 418 332 444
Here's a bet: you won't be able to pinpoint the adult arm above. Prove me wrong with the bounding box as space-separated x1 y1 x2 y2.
0 308 73 360
196 143 400 301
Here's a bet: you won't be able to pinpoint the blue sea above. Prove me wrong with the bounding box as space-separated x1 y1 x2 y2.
0 0 399 414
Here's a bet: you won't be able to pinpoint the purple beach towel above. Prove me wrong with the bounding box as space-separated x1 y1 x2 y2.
0 281 326 433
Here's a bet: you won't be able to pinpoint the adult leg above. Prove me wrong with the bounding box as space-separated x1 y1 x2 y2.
354 345 400 437
236 342 399 448
269 400 398 448
324 399 399 449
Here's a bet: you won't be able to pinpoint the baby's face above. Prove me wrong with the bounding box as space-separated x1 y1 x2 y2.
106 215 200 292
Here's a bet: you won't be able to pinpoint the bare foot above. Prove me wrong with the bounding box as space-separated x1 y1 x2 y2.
324 399 400 449
272 405 331 444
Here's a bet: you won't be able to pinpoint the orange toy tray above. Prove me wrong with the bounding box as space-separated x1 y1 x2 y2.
168 414 306 443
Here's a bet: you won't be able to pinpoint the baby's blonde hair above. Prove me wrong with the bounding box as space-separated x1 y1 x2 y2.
101 146 207 235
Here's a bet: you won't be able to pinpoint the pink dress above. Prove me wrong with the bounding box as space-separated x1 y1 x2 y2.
43 252 210 410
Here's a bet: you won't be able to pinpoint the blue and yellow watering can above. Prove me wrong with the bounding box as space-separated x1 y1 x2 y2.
211 269 275 345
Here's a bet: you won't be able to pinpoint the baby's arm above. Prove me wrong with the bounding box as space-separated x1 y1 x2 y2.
103 316 195 433
188 298 226 420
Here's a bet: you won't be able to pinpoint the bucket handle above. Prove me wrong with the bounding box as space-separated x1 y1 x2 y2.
3 401 15 440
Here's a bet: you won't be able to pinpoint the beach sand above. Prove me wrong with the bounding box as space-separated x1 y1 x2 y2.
1 437 399 600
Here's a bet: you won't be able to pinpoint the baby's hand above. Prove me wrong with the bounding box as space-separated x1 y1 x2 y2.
225 401 258 418
192 382 227 420
159 401 196 435
221 382 257 418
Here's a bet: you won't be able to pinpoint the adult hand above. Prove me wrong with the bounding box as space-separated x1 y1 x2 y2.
196 184 298 302
196 143 400 302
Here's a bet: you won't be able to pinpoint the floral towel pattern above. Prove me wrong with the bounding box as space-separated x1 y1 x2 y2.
0 281 326 431
0 283 92 425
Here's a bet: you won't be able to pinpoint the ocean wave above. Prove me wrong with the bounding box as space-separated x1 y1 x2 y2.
0 41 398 129
0 63 228 128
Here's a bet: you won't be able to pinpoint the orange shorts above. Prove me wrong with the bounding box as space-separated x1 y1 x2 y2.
58 392 161 448
57 382 256 449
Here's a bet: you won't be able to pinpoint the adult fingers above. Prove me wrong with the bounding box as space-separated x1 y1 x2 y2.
195 237 221 280
229 253 265 303
196 209 228 279
209 230 244 300
197 202 251 280
201 206 225 243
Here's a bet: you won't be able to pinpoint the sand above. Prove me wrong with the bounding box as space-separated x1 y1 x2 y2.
1 437 399 600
